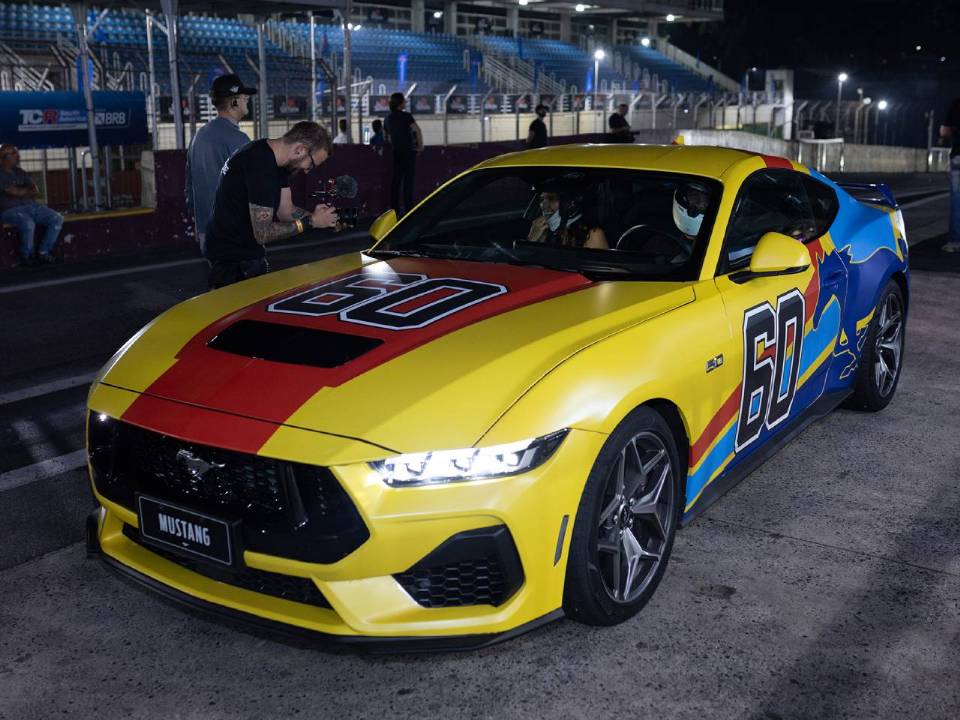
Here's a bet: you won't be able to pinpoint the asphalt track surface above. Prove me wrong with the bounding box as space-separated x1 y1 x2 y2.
1 179 958 719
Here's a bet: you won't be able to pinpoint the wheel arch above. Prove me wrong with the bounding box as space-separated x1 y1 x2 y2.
640 398 691 503
890 269 909 314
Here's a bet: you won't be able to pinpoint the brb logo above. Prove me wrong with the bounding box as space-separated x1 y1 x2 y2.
268 272 507 330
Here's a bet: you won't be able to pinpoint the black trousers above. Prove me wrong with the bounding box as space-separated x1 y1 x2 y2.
390 151 417 216
208 257 270 289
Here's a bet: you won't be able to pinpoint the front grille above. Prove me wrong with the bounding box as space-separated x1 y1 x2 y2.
123 525 331 609
89 414 369 564
394 526 524 608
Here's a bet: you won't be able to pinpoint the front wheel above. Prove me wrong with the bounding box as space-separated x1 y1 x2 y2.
846 280 906 412
563 407 682 626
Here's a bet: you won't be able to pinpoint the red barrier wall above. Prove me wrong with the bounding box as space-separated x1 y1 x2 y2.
1 134 616 268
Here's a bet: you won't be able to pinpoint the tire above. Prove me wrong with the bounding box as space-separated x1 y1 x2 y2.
563 406 682 626
845 279 906 412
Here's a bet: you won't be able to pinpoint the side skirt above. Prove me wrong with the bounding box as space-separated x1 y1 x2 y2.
680 389 851 526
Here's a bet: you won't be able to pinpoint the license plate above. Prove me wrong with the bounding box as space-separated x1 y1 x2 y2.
137 495 235 566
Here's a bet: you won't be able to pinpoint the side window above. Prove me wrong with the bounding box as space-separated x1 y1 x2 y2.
723 171 815 270
799 175 839 241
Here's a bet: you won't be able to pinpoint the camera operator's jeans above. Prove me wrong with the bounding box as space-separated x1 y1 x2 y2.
2 203 63 259
208 257 270 289
950 156 960 242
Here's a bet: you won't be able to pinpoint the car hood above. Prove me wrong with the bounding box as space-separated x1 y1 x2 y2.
98 253 694 453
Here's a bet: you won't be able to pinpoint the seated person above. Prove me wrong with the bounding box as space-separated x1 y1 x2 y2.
616 181 710 263
527 191 608 249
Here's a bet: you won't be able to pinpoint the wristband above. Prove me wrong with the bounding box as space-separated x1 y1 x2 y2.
295 219 304 234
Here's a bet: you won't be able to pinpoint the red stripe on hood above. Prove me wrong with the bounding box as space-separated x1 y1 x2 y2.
122 258 592 451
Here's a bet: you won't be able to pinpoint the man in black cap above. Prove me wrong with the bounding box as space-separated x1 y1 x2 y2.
186 73 256 253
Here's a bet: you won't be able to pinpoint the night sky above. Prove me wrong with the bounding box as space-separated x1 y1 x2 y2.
667 0 960 106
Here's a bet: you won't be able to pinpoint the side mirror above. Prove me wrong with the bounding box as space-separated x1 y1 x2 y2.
747 232 811 275
369 209 398 243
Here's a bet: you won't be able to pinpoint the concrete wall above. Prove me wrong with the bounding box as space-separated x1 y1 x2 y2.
676 129 938 175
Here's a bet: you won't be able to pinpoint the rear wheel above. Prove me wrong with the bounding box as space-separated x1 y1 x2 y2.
563 407 682 626
846 280 906 412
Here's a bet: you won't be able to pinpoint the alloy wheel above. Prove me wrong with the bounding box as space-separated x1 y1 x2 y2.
594 431 675 603
874 292 904 397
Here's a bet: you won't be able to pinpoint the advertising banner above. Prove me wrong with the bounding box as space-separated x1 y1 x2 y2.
369 94 392 115
0 91 148 148
446 94 469 114
409 95 435 114
274 95 308 119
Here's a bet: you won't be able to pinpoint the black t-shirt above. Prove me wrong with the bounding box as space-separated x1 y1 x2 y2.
385 109 415 156
607 112 632 143
204 139 289 262
528 117 547 148
946 101 960 156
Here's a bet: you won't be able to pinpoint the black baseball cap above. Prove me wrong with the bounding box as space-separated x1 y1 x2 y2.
210 73 257 99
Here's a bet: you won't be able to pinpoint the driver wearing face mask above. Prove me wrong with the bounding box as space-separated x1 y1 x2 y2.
672 181 712 240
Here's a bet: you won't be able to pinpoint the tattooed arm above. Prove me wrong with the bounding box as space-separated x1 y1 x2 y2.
248 203 302 245
276 186 309 222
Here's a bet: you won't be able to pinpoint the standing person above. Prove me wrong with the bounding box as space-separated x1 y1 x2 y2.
384 92 423 216
527 104 549 148
203 122 339 289
607 102 633 143
333 118 350 145
369 119 385 154
940 97 960 253
0 144 63 266
185 73 255 254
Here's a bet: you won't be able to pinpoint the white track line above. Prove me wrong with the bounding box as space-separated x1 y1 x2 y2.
0 372 96 405
0 450 87 492
898 191 950 210
0 231 369 295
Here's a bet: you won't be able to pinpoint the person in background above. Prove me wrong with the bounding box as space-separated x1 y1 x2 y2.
185 73 255 254
202 122 339 289
384 92 423 216
0 144 63 266
527 104 549 149
333 119 350 145
940 97 960 253
607 102 633 143
369 119 385 154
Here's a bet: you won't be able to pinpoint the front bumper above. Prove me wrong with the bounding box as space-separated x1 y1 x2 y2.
86 391 606 645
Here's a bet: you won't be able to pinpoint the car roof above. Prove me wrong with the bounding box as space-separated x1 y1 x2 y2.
474 144 758 180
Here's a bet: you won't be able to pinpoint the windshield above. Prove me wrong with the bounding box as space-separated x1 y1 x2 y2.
370 167 722 280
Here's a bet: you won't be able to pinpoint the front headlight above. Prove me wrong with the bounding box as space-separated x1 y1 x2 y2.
371 430 568 487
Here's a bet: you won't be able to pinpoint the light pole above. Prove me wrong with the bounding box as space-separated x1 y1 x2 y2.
593 48 604 113
835 72 847 138
875 99 888 146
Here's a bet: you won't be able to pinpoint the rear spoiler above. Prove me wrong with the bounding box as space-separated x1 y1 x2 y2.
834 182 898 209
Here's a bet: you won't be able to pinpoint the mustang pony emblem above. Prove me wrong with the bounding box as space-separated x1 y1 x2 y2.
176 449 225 479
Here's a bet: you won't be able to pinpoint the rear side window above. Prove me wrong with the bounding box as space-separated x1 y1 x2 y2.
722 170 815 270
799 175 839 239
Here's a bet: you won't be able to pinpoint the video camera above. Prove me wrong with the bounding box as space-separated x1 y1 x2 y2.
311 175 362 228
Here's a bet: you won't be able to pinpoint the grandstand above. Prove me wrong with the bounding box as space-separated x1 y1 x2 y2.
0 2 722 101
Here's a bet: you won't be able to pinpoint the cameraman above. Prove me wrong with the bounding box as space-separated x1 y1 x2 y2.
203 121 339 289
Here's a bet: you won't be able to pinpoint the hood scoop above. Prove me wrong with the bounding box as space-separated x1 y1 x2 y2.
207 319 382 368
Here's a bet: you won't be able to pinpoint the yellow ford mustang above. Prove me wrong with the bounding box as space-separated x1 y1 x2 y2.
86 145 908 649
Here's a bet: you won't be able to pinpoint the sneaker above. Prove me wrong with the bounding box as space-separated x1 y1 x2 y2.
36 253 57 265
942 241 960 253
17 255 37 267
